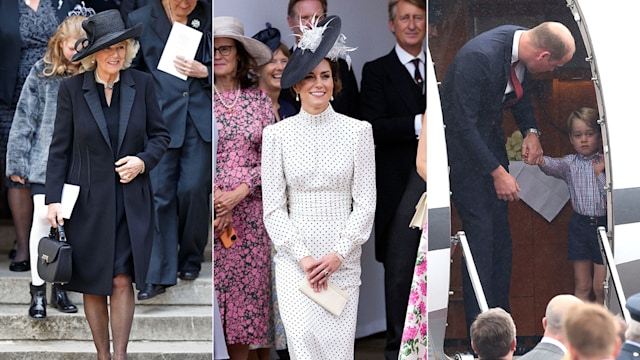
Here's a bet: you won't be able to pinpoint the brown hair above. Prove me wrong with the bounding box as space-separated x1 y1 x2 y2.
42 16 88 77
235 40 258 89
470 308 516 359
388 0 426 22
567 107 600 133
287 0 327 18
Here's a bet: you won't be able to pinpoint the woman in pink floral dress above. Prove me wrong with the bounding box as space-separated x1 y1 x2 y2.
213 17 275 360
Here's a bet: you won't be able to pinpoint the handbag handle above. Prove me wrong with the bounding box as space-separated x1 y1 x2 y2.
49 222 67 243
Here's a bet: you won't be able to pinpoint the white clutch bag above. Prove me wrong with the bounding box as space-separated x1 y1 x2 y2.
299 276 349 317
409 192 427 230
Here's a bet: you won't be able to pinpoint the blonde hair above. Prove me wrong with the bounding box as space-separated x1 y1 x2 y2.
79 39 140 71
563 303 617 358
42 16 88 77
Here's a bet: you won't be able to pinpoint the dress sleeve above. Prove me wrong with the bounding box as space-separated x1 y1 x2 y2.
333 122 377 258
45 80 74 204
261 125 311 261
244 91 274 196
6 67 40 179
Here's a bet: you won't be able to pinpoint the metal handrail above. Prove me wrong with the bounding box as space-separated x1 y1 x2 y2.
455 231 489 313
598 226 630 322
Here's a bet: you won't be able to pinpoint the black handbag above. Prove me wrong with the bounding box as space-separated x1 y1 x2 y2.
37 223 72 284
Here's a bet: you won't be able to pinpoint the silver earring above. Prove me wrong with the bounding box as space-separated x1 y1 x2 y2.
296 93 299 102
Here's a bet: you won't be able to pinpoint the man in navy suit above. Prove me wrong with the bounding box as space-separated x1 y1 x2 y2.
520 294 582 360
617 293 640 360
440 22 575 336
360 1 426 358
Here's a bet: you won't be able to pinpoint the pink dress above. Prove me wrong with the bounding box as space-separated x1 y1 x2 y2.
214 87 275 345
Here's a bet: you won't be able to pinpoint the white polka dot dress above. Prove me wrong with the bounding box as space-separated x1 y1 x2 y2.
261 105 377 360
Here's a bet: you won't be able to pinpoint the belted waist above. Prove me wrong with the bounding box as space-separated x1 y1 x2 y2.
288 192 352 217
574 212 607 226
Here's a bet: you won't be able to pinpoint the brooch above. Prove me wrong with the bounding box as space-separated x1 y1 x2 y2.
191 19 201 29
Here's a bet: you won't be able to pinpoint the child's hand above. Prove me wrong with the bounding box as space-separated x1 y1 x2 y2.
536 157 546 166
594 153 605 174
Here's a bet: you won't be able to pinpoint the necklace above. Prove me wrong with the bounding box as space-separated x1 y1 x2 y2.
214 84 241 114
25 0 31 6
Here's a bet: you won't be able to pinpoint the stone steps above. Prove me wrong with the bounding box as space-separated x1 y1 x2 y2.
0 244 213 358
0 340 213 360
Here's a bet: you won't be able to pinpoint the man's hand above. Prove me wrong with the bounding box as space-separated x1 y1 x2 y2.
521 132 543 165
491 166 521 201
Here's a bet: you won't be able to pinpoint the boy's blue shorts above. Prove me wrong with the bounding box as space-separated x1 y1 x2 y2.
568 211 606 265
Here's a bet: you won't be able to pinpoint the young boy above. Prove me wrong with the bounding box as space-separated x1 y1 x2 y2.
536 107 606 303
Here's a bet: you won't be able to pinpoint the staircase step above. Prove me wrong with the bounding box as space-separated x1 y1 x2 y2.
0 304 212 341
0 340 212 359
0 259 213 305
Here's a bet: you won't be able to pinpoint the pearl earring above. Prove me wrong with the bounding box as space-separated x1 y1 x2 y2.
296 93 299 102
331 95 334 101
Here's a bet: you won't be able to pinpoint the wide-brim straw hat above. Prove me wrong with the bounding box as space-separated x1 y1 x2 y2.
280 15 341 89
71 9 142 62
214 16 272 66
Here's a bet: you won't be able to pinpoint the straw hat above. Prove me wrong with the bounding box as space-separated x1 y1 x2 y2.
71 10 142 62
214 16 272 66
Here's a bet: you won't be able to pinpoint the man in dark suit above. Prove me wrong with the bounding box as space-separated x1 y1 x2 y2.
281 0 360 119
440 22 575 336
127 0 212 298
520 295 582 360
617 293 640 360
360 1 426 358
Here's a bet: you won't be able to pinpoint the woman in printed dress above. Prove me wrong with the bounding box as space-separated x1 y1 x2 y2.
213 16 274 360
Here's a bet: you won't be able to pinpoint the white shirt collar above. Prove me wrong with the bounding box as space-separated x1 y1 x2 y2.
540 336 568 354
511 30 524 64
395 43 425 65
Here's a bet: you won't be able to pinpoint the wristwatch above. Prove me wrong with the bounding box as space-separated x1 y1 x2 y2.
526 128 541 137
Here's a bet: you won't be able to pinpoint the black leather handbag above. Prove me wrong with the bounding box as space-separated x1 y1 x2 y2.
37 223 72 284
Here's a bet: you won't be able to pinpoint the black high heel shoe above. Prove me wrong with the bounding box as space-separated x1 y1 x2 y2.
29 283 47 320
9 260 30 272
50 284 78 313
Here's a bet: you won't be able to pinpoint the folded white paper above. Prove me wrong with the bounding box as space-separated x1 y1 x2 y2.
299 276 349 317
157 22 203 80
60 184 80 219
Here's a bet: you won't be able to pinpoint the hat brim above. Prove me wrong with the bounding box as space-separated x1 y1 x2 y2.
215 34 273 66
71 23 143 62
280 16 341 89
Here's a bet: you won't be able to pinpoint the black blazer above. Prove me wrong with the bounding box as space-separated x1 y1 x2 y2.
440 25 538 179
360 47 426 260
127 0 212 148
45 69 170 295
0 0 76 105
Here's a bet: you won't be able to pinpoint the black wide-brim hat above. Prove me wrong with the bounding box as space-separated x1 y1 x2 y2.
71 9 142 62
281 15 342 89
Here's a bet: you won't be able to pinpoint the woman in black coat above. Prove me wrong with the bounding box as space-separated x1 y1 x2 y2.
45 10 170 359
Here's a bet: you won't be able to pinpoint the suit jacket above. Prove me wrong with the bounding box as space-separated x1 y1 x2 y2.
0 0 76 105
280 56 360 119
127 0 212 148
360 47 426 261
519 341 565 360
440 25 538 181
617 342 640 360
45 69 170 295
